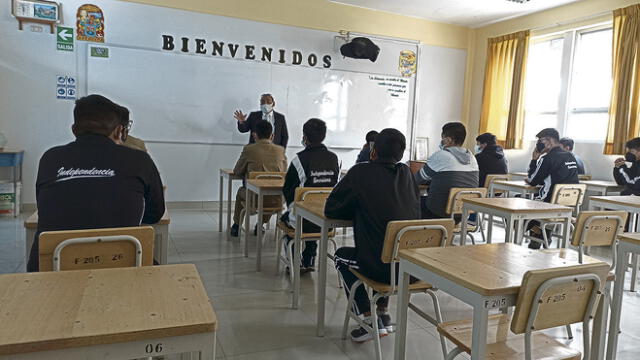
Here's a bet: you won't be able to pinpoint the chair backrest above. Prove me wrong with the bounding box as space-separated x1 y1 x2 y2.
248 171 286 180
484 174 511 190
294 187 333 203
446 188 487 215
511 263 609 335
571 210 627 269
578 174 592 180
381 219 455 264
550 183 587 210
38 226 154 272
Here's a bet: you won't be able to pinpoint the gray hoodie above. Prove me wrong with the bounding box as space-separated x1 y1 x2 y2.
415 146 479 218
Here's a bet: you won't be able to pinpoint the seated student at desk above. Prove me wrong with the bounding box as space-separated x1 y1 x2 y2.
326 128 419 342
355 130 378 164
230 120 287 237
613 137 640 195
28 94 165 272
560 137 585 174
281 118 340 272
415 122 478 219
525 128 579 249
475 132 508 187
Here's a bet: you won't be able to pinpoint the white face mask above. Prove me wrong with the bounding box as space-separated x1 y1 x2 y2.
301 138 306 147
474 145 482 154
261 104 273 114
438 141 445 151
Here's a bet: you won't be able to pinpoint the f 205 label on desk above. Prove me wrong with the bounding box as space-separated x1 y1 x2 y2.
484 298 507 309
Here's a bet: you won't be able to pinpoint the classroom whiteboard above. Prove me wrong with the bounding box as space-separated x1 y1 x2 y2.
87 45 415 147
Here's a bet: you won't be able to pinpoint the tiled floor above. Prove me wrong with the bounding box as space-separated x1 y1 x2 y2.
1 209 640 359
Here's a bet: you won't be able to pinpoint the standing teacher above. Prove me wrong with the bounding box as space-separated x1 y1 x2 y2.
234 93 289 148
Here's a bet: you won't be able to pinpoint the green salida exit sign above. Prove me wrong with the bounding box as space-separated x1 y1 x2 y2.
56 26 74 51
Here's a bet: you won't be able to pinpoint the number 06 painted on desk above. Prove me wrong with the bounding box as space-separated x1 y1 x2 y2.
145 343 163 354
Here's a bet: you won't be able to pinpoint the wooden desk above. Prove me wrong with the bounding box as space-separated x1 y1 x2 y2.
292 199 352 337
24 210 171 265
245 178 284 271
608 233 640 360
0 264 216 359
580 180 624 196
394 243 608 360
590 195 640 291
490 180 540 199
218 168 243 236
460 197 573 246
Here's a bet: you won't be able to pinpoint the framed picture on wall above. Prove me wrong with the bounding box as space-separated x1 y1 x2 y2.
12 0 61 33
414 137 429 161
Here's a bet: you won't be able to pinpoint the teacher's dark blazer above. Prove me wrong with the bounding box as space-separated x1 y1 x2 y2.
237 111 289 148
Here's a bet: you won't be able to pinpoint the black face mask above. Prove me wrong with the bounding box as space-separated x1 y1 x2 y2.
625 152 636 163
536 140 545 152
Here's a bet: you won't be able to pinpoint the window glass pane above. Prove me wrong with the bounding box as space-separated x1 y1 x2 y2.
569 29 613 110
565 112 609 141
524 113 559 139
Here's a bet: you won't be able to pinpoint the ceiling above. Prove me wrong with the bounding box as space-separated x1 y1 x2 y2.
330 0 583 28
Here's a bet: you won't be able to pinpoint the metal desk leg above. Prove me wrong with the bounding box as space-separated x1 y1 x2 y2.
607 246 628 360
316 223 329 337
393 268 410 360
591 279 611 360
244 187 251 258
631 254 638 292
470 303 489 360
256 192 264 271
487 213 494 244
460 206 469 245
226 177 233 241
505 215 515 244
562 216 571 249
514 218 523 245
218 173 223 232
292 213 302 309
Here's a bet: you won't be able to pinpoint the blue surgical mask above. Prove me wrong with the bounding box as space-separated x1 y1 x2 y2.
474 145 482 154
261 104 273 114
438 141 445 151
301 138 306 147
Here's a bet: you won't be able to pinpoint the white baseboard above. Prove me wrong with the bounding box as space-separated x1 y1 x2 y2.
20 201 231 212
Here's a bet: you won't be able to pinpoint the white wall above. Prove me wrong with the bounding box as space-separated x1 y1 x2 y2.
0 0 466 204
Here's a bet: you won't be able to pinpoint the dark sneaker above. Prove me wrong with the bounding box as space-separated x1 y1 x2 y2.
230 223 239 237
302 255 316 273
377 312 395 333
350 317 388 343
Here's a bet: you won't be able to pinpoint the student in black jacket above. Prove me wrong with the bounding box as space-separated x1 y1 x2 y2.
326 128 420 342
233 93 289 148
355 130 378 164
525 128 579 249
475 132 508 187
281 118 340 271
28 95 165 271
613 137 640 195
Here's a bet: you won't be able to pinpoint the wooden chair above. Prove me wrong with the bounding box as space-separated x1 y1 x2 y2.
438 262 610 360
38 226 154 272
274 187 338 281
342 219 455 360
485 173 511 197
239 171 286 253
445 187 487 245
525 183 587 249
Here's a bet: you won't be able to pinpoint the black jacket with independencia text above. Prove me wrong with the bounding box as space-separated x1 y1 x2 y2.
283 144 340 232
527 146 579 202
28 134 165 271
613 160 640 195
324 160 420 283
237 111 289 148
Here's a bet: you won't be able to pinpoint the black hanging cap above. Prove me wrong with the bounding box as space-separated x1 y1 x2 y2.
340 37 380 62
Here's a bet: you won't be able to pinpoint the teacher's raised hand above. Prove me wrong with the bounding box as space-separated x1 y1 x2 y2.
234 110 247 123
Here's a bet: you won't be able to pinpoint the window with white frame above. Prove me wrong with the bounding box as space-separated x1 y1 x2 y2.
523 25 613 142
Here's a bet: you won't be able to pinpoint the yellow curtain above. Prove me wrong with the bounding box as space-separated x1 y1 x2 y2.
605 4 640 155
479 30 530 149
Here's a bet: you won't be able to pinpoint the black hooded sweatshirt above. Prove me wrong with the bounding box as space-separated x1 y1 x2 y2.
475 144 508 187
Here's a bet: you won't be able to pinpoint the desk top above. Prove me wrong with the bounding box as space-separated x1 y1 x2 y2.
220 168 243 179
246 178 284 190
618 232 640 247
580 180 623 188
589 195 640 207
0 264 216 355
295 199 327 219
492 180 539 190
25 209 171 229
462 197 571 213
399 243 604 296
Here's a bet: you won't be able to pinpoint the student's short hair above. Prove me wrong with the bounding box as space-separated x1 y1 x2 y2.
442 122 466 145
536 128 560 141
626 137 640 150
303 118 327 144
559 137 575 151
254 120 273 139
375 128 405 162
73 94 122 137
476 132 497 145
365 130 379 143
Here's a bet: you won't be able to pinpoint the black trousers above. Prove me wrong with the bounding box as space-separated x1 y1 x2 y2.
335 247 389 315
